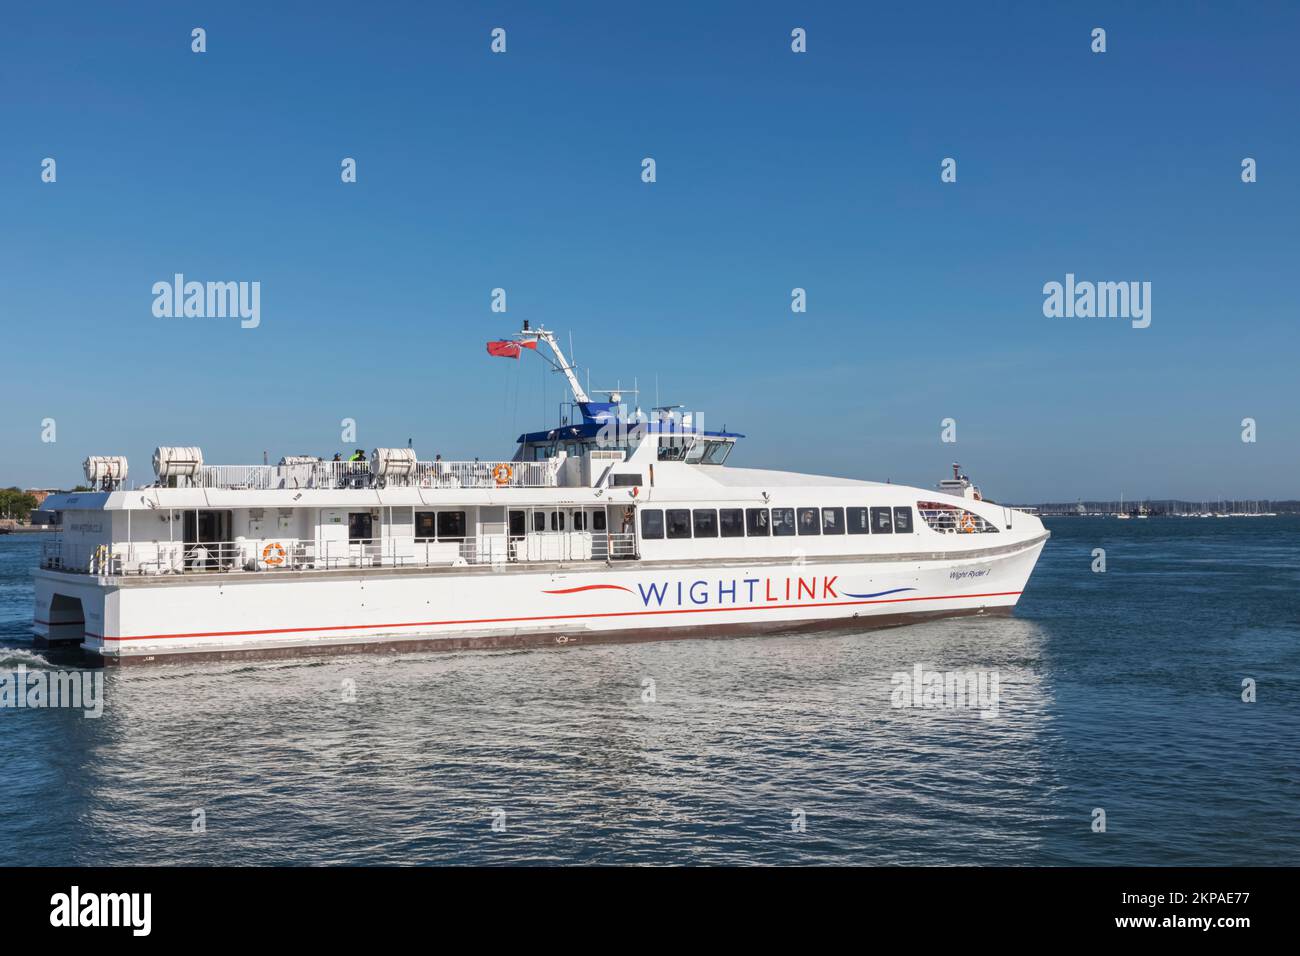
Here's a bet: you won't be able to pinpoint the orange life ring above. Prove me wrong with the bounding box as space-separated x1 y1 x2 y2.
959 514 976 533
493 463 513 485
262 541 287 565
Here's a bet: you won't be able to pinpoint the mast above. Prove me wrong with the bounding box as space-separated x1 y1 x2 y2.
518 322 590 404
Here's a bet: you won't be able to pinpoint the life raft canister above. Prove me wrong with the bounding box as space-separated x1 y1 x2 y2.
262 541 287 565
492 463 513 486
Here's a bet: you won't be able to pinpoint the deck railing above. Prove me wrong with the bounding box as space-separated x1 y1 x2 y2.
41 532 639 576
170 459 559 491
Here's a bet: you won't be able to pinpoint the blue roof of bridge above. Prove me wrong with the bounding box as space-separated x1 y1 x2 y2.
516 421 744 444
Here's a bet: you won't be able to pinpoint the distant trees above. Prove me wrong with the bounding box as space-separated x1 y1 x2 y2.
0 488 39 520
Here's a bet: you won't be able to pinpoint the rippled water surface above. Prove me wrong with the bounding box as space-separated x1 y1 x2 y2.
2 518 1298 865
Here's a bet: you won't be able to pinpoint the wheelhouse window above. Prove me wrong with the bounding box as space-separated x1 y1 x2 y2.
746 508 771 536
822 507 844 534
693 509 718 537
657 439 689 461
847 507 870 534
772 508 796 536
666 509 692 539
893 507 913 533
641 509 664 540
720 508 744 537
870 507 893 534
699 441 733 465
797 508 820 535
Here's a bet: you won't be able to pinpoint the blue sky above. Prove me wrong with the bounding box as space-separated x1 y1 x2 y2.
2 1 1297 501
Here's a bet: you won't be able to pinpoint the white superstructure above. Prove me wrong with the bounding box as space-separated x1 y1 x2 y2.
33 326 1048 665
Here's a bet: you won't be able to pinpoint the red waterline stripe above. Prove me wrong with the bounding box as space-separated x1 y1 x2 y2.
93 591 1022 642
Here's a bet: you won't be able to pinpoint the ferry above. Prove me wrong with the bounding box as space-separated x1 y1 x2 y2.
33 325 1049 665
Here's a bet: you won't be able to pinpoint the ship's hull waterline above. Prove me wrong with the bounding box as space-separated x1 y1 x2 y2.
34 533 1047 666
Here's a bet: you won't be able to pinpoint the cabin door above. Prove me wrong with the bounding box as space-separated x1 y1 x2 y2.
183 509 231 544
182 509 232 569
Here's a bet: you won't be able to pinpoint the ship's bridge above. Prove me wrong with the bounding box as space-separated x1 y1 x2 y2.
516 412 744 466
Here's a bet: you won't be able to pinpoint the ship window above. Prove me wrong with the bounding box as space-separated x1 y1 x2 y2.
573 511 586 531
666 509 692 539
893 507 913 534
871 507 893 534
847 507 870 534
684 441 707 464
700 441 732 465
746 508 770 536
533 512 546 533
658 439 689 461
593 510 606 531
720 508 744 537
797 508 820 535
822 507 844 535
772 508 796 536
349 512 374 542
693 509 718 538
611 473 643 487
509 511 526 537
550 511 565 531
437 511 467 540
641 509 664 539
415 511 437 541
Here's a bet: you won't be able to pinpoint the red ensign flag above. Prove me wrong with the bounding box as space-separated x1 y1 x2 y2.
485 340 538 358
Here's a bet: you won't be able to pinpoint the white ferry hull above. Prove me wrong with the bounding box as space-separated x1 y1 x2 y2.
34 533 1047 665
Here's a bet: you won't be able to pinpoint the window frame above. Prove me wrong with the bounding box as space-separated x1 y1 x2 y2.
772 507 796 536
666 509 692 539
797 507 821 535
893 506 913 534
822 506 845 535
870 506 893 534
437 510 467 540
692 509 719 538
640 508 664 540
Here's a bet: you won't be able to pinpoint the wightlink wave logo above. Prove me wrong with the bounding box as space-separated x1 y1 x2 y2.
151 273 260 328
1042 273 1150 329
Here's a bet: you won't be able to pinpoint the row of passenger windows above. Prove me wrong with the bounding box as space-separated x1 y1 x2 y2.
640 506 914 540
523 509 607 533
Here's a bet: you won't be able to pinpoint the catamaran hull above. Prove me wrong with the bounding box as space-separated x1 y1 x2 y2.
34 533 1048 666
